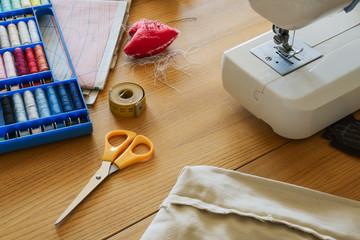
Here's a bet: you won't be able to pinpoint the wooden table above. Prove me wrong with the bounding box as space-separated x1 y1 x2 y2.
1 0 359 239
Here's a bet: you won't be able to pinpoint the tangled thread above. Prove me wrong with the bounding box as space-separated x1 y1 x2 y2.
123 45 199 91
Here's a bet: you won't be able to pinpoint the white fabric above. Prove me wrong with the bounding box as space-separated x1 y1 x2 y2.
141 166 360 240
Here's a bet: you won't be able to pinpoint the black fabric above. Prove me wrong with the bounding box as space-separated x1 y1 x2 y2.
322 114 360 157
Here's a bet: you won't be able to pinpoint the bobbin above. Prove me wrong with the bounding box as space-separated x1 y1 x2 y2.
108 82 146 117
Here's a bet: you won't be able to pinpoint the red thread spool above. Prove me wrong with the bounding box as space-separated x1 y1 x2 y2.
22 82 31 88
33 80 41 86
25 47 39 74
13 48 28 76
44 78 53 84
34 45 50 72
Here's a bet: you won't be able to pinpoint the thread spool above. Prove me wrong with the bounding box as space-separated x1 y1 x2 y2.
34 88 51 118
108 82 146 117
0 25 11 49
57 84 73 112
21 0 31 8
12 92 27 122
11 0 21 10
19 129 30 137
8 23 21 47
68 82 84 110
7 131 17 139
44 78 53 84
46 86 62 115
17 21 31 45
1 95 16 125
55 121 66 129
23 90 39 120
3 51 17 78
27 20 40 43
1 0 13 12
33 80 42 86
69 117 79 125
43 124 54 132
10 84 19 91
31 126 42 134
34 45 49 72
14 48 28 76
22 82 31 88
25 47 38 74
31 0 41 6
0 54 6 79
0 88 7 93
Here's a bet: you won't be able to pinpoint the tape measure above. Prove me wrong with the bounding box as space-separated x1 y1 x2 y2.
108 82 146 117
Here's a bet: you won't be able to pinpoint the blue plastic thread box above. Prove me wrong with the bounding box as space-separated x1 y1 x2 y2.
0 1 93 154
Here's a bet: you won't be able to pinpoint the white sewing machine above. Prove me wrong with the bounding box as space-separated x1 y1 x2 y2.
222 0 360 139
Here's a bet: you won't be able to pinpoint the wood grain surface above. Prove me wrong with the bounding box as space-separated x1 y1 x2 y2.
1 0 359 239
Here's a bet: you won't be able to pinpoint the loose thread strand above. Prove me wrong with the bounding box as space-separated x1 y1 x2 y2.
120 45 200 91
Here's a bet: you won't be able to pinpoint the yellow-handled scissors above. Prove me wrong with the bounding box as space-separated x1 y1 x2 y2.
55 130 154 225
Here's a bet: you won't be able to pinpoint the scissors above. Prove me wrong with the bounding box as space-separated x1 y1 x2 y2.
55 130 154 225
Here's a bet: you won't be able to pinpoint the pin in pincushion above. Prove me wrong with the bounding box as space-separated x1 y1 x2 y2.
124 19 179 58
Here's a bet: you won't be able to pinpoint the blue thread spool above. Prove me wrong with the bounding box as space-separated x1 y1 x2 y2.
79 116 88 123
68 82 84 110
12 92 28 122
56 121 65 129
43 124 53 131
70 117 79 125
35 88 51 118
1 95 16 125
46 86 62 115
57 84 73 112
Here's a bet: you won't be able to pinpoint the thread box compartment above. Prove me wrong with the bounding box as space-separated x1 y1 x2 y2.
0 1 92 154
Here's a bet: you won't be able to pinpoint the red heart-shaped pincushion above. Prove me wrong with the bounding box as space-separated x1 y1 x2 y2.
124 19 179 58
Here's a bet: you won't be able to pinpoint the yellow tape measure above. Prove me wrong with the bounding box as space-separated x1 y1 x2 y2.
108 82 146 117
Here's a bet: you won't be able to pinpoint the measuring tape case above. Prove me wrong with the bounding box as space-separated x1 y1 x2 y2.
0 1 93 154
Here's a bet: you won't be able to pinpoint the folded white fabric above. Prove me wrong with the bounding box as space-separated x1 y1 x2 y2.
141 166 360 240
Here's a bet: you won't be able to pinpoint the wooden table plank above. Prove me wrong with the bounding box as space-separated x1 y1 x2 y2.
239 133 360 201
109 215 155 240
1 0 358 239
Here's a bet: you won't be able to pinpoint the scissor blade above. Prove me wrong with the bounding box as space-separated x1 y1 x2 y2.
109 163 119 175
55 161 112 226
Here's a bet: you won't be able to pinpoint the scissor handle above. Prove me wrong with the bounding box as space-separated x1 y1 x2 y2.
102 130 137 161
113 135 154 170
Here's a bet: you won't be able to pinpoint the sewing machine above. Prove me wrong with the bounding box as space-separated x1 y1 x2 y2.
222 0 360 139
